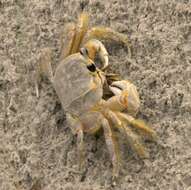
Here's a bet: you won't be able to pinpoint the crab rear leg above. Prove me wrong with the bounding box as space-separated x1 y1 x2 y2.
35 48 53 97
116 112 157 140
73 111 120 178
66 113 85 169
105 110 148 158
121 122 149 158
101 117 120 178
77 128 84 170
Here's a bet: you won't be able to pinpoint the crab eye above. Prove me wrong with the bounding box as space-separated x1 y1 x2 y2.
80 47 88 56
87 63 96 72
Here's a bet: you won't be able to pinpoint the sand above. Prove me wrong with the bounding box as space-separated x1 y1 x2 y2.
0 0 191 189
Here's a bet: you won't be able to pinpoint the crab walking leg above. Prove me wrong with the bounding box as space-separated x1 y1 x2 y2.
71 12 89 54
66 114 85 169
84 26 131 57
77 128 84 169
83 39 109 70
105 110 148 158
104 109 122 127
101 117 120 177
35 48 54 97
116 112 157 140
38 48 53 81
121 123 149 158
60 23 76 60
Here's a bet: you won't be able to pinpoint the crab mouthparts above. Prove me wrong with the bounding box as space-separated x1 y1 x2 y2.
97 71 105 85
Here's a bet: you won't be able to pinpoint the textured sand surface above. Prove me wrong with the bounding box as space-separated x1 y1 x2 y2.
0 0 191 189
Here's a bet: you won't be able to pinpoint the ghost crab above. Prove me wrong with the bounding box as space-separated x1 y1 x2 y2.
37 13 157 178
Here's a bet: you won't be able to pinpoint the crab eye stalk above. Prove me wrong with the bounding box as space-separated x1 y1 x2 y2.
87 63 96 72
80 47 88 57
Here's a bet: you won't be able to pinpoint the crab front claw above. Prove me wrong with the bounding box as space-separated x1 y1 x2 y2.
83 39 109 70
109 80 140 116
104 80 157 158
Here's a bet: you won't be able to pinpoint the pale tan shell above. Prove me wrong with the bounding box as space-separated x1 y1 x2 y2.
53 53 103 116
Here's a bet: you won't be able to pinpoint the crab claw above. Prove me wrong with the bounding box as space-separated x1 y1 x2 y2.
109 80 130 95
84 39 109 70
109 81 123 95
109 80 137 94
109 80 140 116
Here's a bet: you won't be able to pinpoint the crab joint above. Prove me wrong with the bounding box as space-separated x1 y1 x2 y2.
84 39 109 70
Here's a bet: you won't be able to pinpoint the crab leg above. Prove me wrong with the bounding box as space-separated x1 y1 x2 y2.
84 26 131 57
60 13 89 60
35 48 54 97
38 48 53 81
77 128 84 170
116 112 157 140
121 123 148 158
71 12 89 54
60 23 76 60
66 114 85 169
105 110 148 158
101 117 120 178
